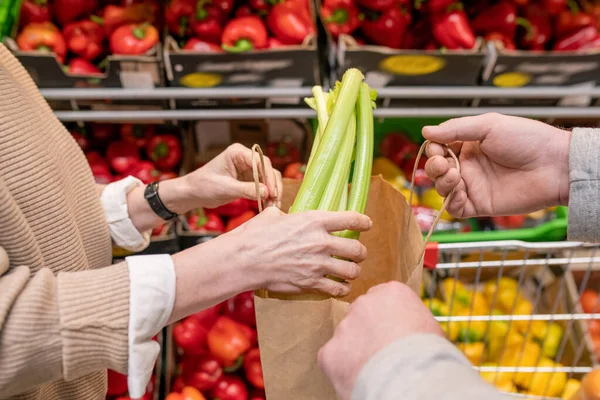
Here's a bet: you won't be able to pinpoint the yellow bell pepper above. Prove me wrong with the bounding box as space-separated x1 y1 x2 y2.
421 188 453 220
539 322 563 359
457 342 485 365
479 362 514 387
442 278 471 311
456 309 487 343
488 327 524 362
513 300 548 340
399 187 419 206
372 157 407 190
496 381 518 393
501 340 542 386
524 358 567 398
562 378 581 400
440 321 460 342
483 277 520 313
423 298 449 317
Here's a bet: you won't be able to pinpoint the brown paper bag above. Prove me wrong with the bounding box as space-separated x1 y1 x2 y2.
255 176 424 400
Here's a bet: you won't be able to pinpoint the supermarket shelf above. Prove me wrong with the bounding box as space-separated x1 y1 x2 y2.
40 86 600 100
54 107 600 121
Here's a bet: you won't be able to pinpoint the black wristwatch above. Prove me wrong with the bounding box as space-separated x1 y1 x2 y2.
144 182 178 221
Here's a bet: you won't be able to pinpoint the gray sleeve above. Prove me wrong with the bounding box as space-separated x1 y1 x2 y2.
352 334 510 400
568 128 600 242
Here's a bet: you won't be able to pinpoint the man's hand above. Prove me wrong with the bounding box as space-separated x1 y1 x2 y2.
423 113 571 218
318 282 444 400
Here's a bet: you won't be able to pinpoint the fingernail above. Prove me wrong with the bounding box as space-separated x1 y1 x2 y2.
368 218 373 228
260 187 266 198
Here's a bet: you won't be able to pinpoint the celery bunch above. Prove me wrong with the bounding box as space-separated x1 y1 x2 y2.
293 68 376 240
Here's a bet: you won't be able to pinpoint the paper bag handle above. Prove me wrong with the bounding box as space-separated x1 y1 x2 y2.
409 140 461 264
251 144 279 212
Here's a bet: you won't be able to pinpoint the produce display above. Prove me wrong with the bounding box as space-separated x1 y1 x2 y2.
73 123 182 185
320 0 600 52
15 0 160 74
166 0 315 51
167 293 265 400
183 198 259 237
106 337 158 400
421 276 580 397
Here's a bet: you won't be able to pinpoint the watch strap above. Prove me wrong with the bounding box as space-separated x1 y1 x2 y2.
144 182 178 221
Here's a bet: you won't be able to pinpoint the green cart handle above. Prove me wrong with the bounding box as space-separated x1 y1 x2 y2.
426 206 568 244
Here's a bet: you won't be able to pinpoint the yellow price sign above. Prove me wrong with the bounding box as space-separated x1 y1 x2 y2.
492 72 531 87
379 55 446 76
179 72 224 88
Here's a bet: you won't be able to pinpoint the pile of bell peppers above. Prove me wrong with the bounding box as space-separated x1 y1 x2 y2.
166 0 315 52
168 293 265 400
15 0 161 75
183 198 260 236
70 121 182 190
321 0 600 52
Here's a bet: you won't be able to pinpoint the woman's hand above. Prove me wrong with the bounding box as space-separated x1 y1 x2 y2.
183 143 283 209
423 113 571 218
169 208 372 322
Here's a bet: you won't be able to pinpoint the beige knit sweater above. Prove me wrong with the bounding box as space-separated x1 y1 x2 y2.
0 44 131 399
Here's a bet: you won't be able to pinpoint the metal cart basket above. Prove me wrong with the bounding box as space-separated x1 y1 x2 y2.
422 241 600 399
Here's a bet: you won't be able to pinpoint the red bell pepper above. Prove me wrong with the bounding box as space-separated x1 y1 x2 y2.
250 0 269 12
250 389 266 400
160 171 179 181
147 134 182 170
110 22 159 55
542 0 567 16
190 303 223 328
91 123 115 142
224 291 256 327
209 198 253 217
432 4 476 50
166 0 195 37
17 22 67 63
267 0 315 45
210 375 248 400
553 25 600 51
86 151 110 174
321 2 361 38
71 131 90 152
120 123 155 149
265 139 301 170
283 162 306 180
225 210 257 232
362 6 412 49
19 0 50 28
191 3 225 44
173 317 209 356
402 154 431 187
402 18 432 49
268 37 285 48
172 377 185 393
152 223 166 236
556 0 597 39
183 38 224 52
67 58 103 76
380 133 418 168
96 4 157 36
471 1 517 37
107 141 140 173
516 7 552 50
128 161 162 184
63 20 104 61
182 354 223 392
187 208 225 233
207 316 252 366
91 168 114 185
485 32 516 50
414 0 455 13
107 369 129 396
238 323 258 347
213 0 235 16
52 0 98 26
356 0 396 11
244 348 264 389
235 5 256 17
222 16 268 52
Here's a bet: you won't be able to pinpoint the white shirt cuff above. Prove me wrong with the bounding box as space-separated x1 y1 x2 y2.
126 254 176 399
101 176 151 252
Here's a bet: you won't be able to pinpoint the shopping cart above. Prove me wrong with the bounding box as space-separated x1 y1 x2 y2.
422 241 600 399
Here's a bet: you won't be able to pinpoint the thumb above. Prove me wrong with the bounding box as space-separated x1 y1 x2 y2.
236 181 268 201
423 114 495 144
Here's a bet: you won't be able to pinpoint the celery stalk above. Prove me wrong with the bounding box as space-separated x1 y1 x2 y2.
339 83 375 240
290 68 364 213
317 112 356 211
338 184 348 212
306 87 329 171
